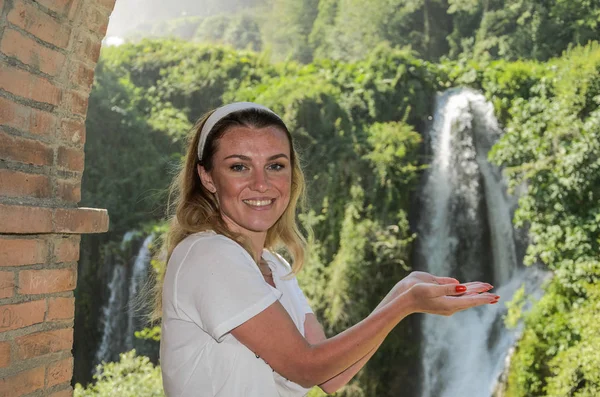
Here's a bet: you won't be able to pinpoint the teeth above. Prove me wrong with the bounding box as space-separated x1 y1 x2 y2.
244 199 272 206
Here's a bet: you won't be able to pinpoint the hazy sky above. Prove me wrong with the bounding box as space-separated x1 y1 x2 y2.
106 0 261 37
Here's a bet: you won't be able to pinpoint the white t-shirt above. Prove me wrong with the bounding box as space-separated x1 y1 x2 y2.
160 231 314 397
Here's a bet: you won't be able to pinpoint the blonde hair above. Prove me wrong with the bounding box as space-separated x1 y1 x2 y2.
150 108 308 321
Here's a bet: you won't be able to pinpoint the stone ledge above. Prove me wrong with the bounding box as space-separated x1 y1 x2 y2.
0 204 108 234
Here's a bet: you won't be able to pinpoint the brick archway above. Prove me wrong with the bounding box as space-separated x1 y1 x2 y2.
0 1 114 395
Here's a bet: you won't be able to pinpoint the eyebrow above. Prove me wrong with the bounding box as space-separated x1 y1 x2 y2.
223 154 290 161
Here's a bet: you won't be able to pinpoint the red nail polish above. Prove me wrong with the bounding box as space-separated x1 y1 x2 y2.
455 285 467 293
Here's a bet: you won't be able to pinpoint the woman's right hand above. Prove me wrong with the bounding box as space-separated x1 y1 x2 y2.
406 282 499 316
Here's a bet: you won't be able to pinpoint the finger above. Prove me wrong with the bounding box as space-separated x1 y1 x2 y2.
439 284 469 297
462 281 494 289
464 282 494 295
457 292 500 306
415 272 438 284
433 276 460 285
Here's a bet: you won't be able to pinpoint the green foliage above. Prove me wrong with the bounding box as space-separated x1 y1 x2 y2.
306 386 330 397
262 0 320 63
505 280 600 397
363 121 423 187
135 326 162 342
82 59 178 235
118 0 600 64
85 39 430 395
504 285 527 329
489 42 600 397
74 351 164 397
319 186 418 396
544 283 600 397
193 13 263 51
194 15 230 43
82 34 600 396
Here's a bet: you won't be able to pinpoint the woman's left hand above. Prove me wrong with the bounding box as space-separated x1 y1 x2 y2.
390 271 493 300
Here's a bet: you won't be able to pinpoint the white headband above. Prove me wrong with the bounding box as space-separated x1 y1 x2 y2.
197 102 281 161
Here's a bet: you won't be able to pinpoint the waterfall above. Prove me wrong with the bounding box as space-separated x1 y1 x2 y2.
94 233 154 367
95 262 127 365
417 88 542 397
126 234 154 349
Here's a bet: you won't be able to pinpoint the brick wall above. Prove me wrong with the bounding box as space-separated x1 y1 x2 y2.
0 0 114 396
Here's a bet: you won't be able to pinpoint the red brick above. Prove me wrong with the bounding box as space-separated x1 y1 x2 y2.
0 342 10 368
57 146 84 172
15 328 73 360
73 32 101 64
56 178 82 203
47 357 73 387
48 387 73 397
7 0 72 48
0 169 51 198
68 61 95 90
60 90 89 116
0 28 67 76
29 111 56 135
0 204 53 234
67 0 81 19
18 268 76 295
0 131 54 166
35 0 78 18
59 118 85 144
82 6 109 36
47 296 75 321
0 238 48 267
0 97 57 136
96 0 117 12
53 236 80 262
0 271 15 299
53 208 109 234
0 64 62 105
0 366 44 396
0 300 45 332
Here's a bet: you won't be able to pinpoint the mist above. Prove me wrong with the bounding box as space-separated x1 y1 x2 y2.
106 0 264 38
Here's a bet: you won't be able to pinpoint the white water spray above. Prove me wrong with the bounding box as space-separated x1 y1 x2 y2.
126 234 154 349
95 263 126 365
418 89 542 397
95 233 154 367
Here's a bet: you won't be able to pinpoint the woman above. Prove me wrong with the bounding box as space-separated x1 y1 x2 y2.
157 102 499 397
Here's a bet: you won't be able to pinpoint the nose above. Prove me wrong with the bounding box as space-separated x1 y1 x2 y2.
250 169 269 192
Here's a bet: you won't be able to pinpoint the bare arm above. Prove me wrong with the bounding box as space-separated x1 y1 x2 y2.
309 276 494 394
231 280 497 388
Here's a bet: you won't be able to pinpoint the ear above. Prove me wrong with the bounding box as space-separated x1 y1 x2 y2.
197 164 217 193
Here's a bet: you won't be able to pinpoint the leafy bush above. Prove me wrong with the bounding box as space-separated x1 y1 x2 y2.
490 42 600 397
74 351 164 397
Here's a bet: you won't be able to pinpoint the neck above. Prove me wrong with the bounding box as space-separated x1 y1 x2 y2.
247 232 267 262
222 216 267 262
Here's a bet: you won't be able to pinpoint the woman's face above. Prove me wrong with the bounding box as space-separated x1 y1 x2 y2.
198 125 292 237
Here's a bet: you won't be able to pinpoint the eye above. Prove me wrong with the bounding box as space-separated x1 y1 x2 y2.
230 164 247 172
267 162 285 171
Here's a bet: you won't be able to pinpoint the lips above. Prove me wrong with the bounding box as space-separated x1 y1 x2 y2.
243 198 275 207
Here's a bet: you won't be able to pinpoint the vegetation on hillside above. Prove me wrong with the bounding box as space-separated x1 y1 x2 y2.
121 0 599 64
77 1 600 395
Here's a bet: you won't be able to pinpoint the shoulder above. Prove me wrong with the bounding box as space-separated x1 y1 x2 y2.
263 250 293 276
169 232 253 270
175 231 245 256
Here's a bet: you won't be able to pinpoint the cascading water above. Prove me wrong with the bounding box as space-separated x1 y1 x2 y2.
126 234 154 349
417 88 543 397
94 233 154 367
95 261 127 365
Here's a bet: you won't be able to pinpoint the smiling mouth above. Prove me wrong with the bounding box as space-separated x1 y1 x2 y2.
243 199 275 207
